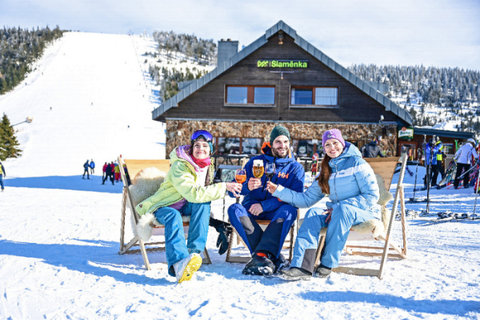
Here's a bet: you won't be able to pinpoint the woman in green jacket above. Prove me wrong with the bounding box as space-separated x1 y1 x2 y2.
136 130 241 283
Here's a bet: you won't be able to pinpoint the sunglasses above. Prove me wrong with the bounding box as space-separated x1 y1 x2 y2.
191 130 213 142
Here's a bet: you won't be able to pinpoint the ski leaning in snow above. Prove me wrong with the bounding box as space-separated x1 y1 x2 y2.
437 160 456 188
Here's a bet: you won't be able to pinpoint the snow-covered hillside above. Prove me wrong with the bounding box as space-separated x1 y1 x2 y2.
0 32 166 177
0 32 479 320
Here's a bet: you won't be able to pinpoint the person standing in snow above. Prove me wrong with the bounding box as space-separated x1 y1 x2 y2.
82 160 90 179
430 139 444 186
228 125 305 276
102 162 108 180
0 161 6 191
102 162 114 185
89 159 95 174
135 130 242 283
114 162 120 182
266 129 379 280
454 138 479 189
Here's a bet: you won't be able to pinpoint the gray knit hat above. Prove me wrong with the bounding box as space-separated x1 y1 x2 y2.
270 125 291 144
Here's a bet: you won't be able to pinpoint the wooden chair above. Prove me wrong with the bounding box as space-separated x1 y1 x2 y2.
214 163 298 263
117 156 211 270
314 155 408 279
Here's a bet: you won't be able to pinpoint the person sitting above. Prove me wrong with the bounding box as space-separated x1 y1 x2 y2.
135 130 242 283
227 125 305 276
362 138 385 158
266 128 379 280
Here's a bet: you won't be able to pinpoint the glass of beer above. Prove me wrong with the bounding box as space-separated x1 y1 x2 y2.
252 159 264 178
235 169 247 184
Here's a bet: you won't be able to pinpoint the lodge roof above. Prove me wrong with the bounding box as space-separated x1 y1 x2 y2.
413 127 475 139
152 20 413 125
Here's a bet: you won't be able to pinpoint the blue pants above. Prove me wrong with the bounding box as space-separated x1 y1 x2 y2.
153 202 210 276
0 175 3 190
291 203 377 269
228 203 297 258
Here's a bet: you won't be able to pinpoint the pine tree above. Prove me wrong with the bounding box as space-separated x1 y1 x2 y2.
0 113 22 160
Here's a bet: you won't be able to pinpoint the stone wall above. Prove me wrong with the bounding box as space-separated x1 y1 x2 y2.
165 119 397 157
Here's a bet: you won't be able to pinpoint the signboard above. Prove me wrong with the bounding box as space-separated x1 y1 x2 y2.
398 127 414 140
257 59 308 69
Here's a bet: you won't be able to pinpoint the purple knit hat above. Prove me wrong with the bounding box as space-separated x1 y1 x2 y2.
322 129 345 149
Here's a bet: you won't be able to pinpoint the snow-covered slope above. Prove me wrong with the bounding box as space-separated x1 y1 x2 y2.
0 32 165 177
0 32 479 320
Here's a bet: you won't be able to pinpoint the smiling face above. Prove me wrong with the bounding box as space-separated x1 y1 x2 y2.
192 138 210 160
272 135 290 158
323 138 344 159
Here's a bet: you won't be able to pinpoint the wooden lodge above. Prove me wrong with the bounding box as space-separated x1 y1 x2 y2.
152 21 418 160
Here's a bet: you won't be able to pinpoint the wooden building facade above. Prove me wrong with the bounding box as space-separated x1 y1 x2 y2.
152 21 414 158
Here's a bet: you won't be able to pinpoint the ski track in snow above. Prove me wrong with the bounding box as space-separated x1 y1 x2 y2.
0 32 479 320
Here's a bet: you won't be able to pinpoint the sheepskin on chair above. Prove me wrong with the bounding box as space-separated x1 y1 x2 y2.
305 173 393 240
128 167 166 241
348 173 393 239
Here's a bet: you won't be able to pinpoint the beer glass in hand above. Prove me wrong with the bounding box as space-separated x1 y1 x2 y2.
235 168 247 184
252 159 264 178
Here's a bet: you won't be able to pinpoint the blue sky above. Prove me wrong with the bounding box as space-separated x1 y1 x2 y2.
1 0 479 70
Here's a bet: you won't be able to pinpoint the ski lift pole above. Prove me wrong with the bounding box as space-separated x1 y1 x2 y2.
425 135 432 214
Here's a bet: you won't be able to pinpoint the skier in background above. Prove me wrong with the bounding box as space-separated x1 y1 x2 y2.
430 139 444 187
0 161 6 191
82 160 90 179
454 138 479 189
89 159 95 175
102 162 108 180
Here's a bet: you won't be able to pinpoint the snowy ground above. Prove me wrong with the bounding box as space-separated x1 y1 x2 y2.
0 32 479 320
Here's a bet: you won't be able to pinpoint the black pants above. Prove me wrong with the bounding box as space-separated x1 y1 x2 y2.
431 162 444 186
82 169 89 179
102 173 114 185
454 163 471 188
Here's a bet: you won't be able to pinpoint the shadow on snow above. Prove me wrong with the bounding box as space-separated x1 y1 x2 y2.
0 239 171 285
5 175 123 194
300 291 480 316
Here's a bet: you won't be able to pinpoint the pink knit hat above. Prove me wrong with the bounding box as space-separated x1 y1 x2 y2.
322 129 345 149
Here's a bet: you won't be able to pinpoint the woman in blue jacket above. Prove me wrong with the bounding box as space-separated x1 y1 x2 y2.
266 129 379 280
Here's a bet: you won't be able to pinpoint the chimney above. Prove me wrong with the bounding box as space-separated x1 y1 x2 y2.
217 39 238 68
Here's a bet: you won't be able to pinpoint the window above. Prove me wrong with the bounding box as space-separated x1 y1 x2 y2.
242 138 262 155
226 87 247 104
226 85 275 105
254 87 275 104
315 87 337 105
291 87 337 106
292 139 315 157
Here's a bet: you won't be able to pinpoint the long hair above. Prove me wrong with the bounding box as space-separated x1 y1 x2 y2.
318 154 332 194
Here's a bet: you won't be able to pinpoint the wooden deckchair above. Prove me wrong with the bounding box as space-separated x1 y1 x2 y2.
215 163 298 263
314 155 408 279
117 156 211 270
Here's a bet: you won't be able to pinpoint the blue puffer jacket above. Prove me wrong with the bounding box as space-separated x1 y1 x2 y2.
274 142 380 217
235 143 305 213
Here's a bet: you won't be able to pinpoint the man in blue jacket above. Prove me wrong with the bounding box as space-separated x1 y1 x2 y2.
228 125 305 276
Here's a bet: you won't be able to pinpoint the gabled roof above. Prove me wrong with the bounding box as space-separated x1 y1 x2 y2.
153 20 413 125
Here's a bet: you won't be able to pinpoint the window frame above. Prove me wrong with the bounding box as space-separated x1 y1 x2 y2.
225 85 276 108
289 86 339 108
